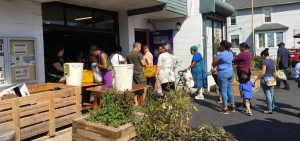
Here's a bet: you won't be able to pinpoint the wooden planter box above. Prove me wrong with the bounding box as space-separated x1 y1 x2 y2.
217 76 261 96
72 116 136 141
0 83 82 141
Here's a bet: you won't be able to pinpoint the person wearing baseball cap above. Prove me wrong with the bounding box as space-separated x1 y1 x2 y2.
276 42 291 90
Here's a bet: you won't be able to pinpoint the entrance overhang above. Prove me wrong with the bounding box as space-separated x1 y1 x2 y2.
200 0 235 16
29 0 164 11
127 4 186 20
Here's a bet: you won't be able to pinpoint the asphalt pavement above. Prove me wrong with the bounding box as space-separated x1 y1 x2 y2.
189 80 300 141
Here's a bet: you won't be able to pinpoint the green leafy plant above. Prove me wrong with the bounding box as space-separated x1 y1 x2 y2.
135 86 236 141
85 90 134 128
252 55 262 72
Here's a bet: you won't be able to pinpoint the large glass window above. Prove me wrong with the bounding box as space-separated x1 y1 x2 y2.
231 11 236 26
231 35 239 48
94 12 115 31
66 8 93 27
42 4 64 25
257 31 284 48
264 7 271 23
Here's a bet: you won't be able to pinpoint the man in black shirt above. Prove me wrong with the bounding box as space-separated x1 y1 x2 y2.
276 43 291 90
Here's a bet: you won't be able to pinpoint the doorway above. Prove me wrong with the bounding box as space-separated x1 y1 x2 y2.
134 30 150 48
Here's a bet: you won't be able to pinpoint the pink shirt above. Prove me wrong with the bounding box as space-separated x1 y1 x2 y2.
143 51 153 66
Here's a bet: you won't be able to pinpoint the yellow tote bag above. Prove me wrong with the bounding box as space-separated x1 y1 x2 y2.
143 66 157 78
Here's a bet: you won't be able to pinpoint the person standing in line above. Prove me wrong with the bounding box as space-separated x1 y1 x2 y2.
212 40 235 114
110 46 127 66
46 47 65 83
255 49 275 114
276 42 291 90
212 47 222 103
143 45 153 66
186 46 207 100
156 43 176 93
294 56 300 88
89 45 114 85
239 74 255 116
232 43 252 107
127 42 147 106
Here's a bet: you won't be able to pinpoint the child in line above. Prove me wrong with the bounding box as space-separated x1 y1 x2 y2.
239 74 255 116
212 47 222 103
294 56 300 88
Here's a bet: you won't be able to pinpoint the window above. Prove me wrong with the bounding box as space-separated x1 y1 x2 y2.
257 31 284 48
66 7 93 27
42 4 64 25
231 11 237 25
259 33 265 48
94 12 115 31
231 35 239 48
264 7 271 22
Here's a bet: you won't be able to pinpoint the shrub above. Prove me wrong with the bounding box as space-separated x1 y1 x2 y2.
85 90 135 128
135 86 237 141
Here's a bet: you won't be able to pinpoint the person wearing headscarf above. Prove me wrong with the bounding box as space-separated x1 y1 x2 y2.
185 46 207 100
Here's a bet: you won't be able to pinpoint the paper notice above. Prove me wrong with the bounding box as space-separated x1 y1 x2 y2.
11 55 23 66
15 68 29 80
13 43 28 54
0 44 5 85
23 55 35 66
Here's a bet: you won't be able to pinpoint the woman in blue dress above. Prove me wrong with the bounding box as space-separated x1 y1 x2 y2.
185 46 207 100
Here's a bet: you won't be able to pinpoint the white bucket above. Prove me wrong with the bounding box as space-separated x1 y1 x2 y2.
64 63 84 86
113 64 134 91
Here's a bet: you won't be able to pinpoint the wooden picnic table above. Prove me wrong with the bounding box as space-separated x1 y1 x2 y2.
86 84 149 107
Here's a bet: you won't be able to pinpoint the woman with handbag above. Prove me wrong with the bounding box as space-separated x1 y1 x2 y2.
254 48 276 114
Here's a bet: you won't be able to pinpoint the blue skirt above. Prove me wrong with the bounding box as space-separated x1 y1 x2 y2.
191 60 207 88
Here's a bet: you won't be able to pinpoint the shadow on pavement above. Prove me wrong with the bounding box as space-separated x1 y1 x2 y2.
255 99 300 117
224 118 300 141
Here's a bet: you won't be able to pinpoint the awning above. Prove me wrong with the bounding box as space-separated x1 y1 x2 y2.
200 0 235 16
294 33 300 38
255 23 289 32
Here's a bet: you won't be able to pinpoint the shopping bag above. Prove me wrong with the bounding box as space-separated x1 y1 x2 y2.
184 70 194 88
275 70 287 81
143 66 157 78
92 66 103 83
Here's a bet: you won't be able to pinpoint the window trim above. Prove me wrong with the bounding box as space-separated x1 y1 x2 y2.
230 11 237 26
255 30 285 48
229 34 240 48
262 7 272 23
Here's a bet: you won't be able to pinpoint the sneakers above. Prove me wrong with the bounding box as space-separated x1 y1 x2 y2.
220 108 229 115
195 94 204 100
283 87 290 90
263 110 273 114
246 110 252 116
230 105 236 112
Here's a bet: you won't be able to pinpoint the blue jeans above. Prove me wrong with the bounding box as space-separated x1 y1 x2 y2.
218 70 235 107
261 77 275 110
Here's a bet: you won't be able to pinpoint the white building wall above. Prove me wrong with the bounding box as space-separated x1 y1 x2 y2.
0 0 45 84
118 12 153 57
228 3 300 56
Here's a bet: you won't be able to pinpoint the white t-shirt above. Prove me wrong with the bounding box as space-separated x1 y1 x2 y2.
157 52 176 84
110 54 125 66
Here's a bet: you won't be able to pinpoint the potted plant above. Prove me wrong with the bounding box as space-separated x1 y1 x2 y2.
72 91 138 141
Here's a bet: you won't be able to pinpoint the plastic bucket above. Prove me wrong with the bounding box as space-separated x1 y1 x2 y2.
64 63 84 86
113 64 134 91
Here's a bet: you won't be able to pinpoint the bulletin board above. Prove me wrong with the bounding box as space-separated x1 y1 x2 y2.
9 39 36 83
0 40 5 85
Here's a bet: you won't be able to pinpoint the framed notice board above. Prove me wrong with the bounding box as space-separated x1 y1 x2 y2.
8 38 37 84
0 39 6 86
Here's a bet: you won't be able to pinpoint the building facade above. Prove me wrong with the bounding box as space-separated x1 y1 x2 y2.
0 0 234 91
226 0 300 56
